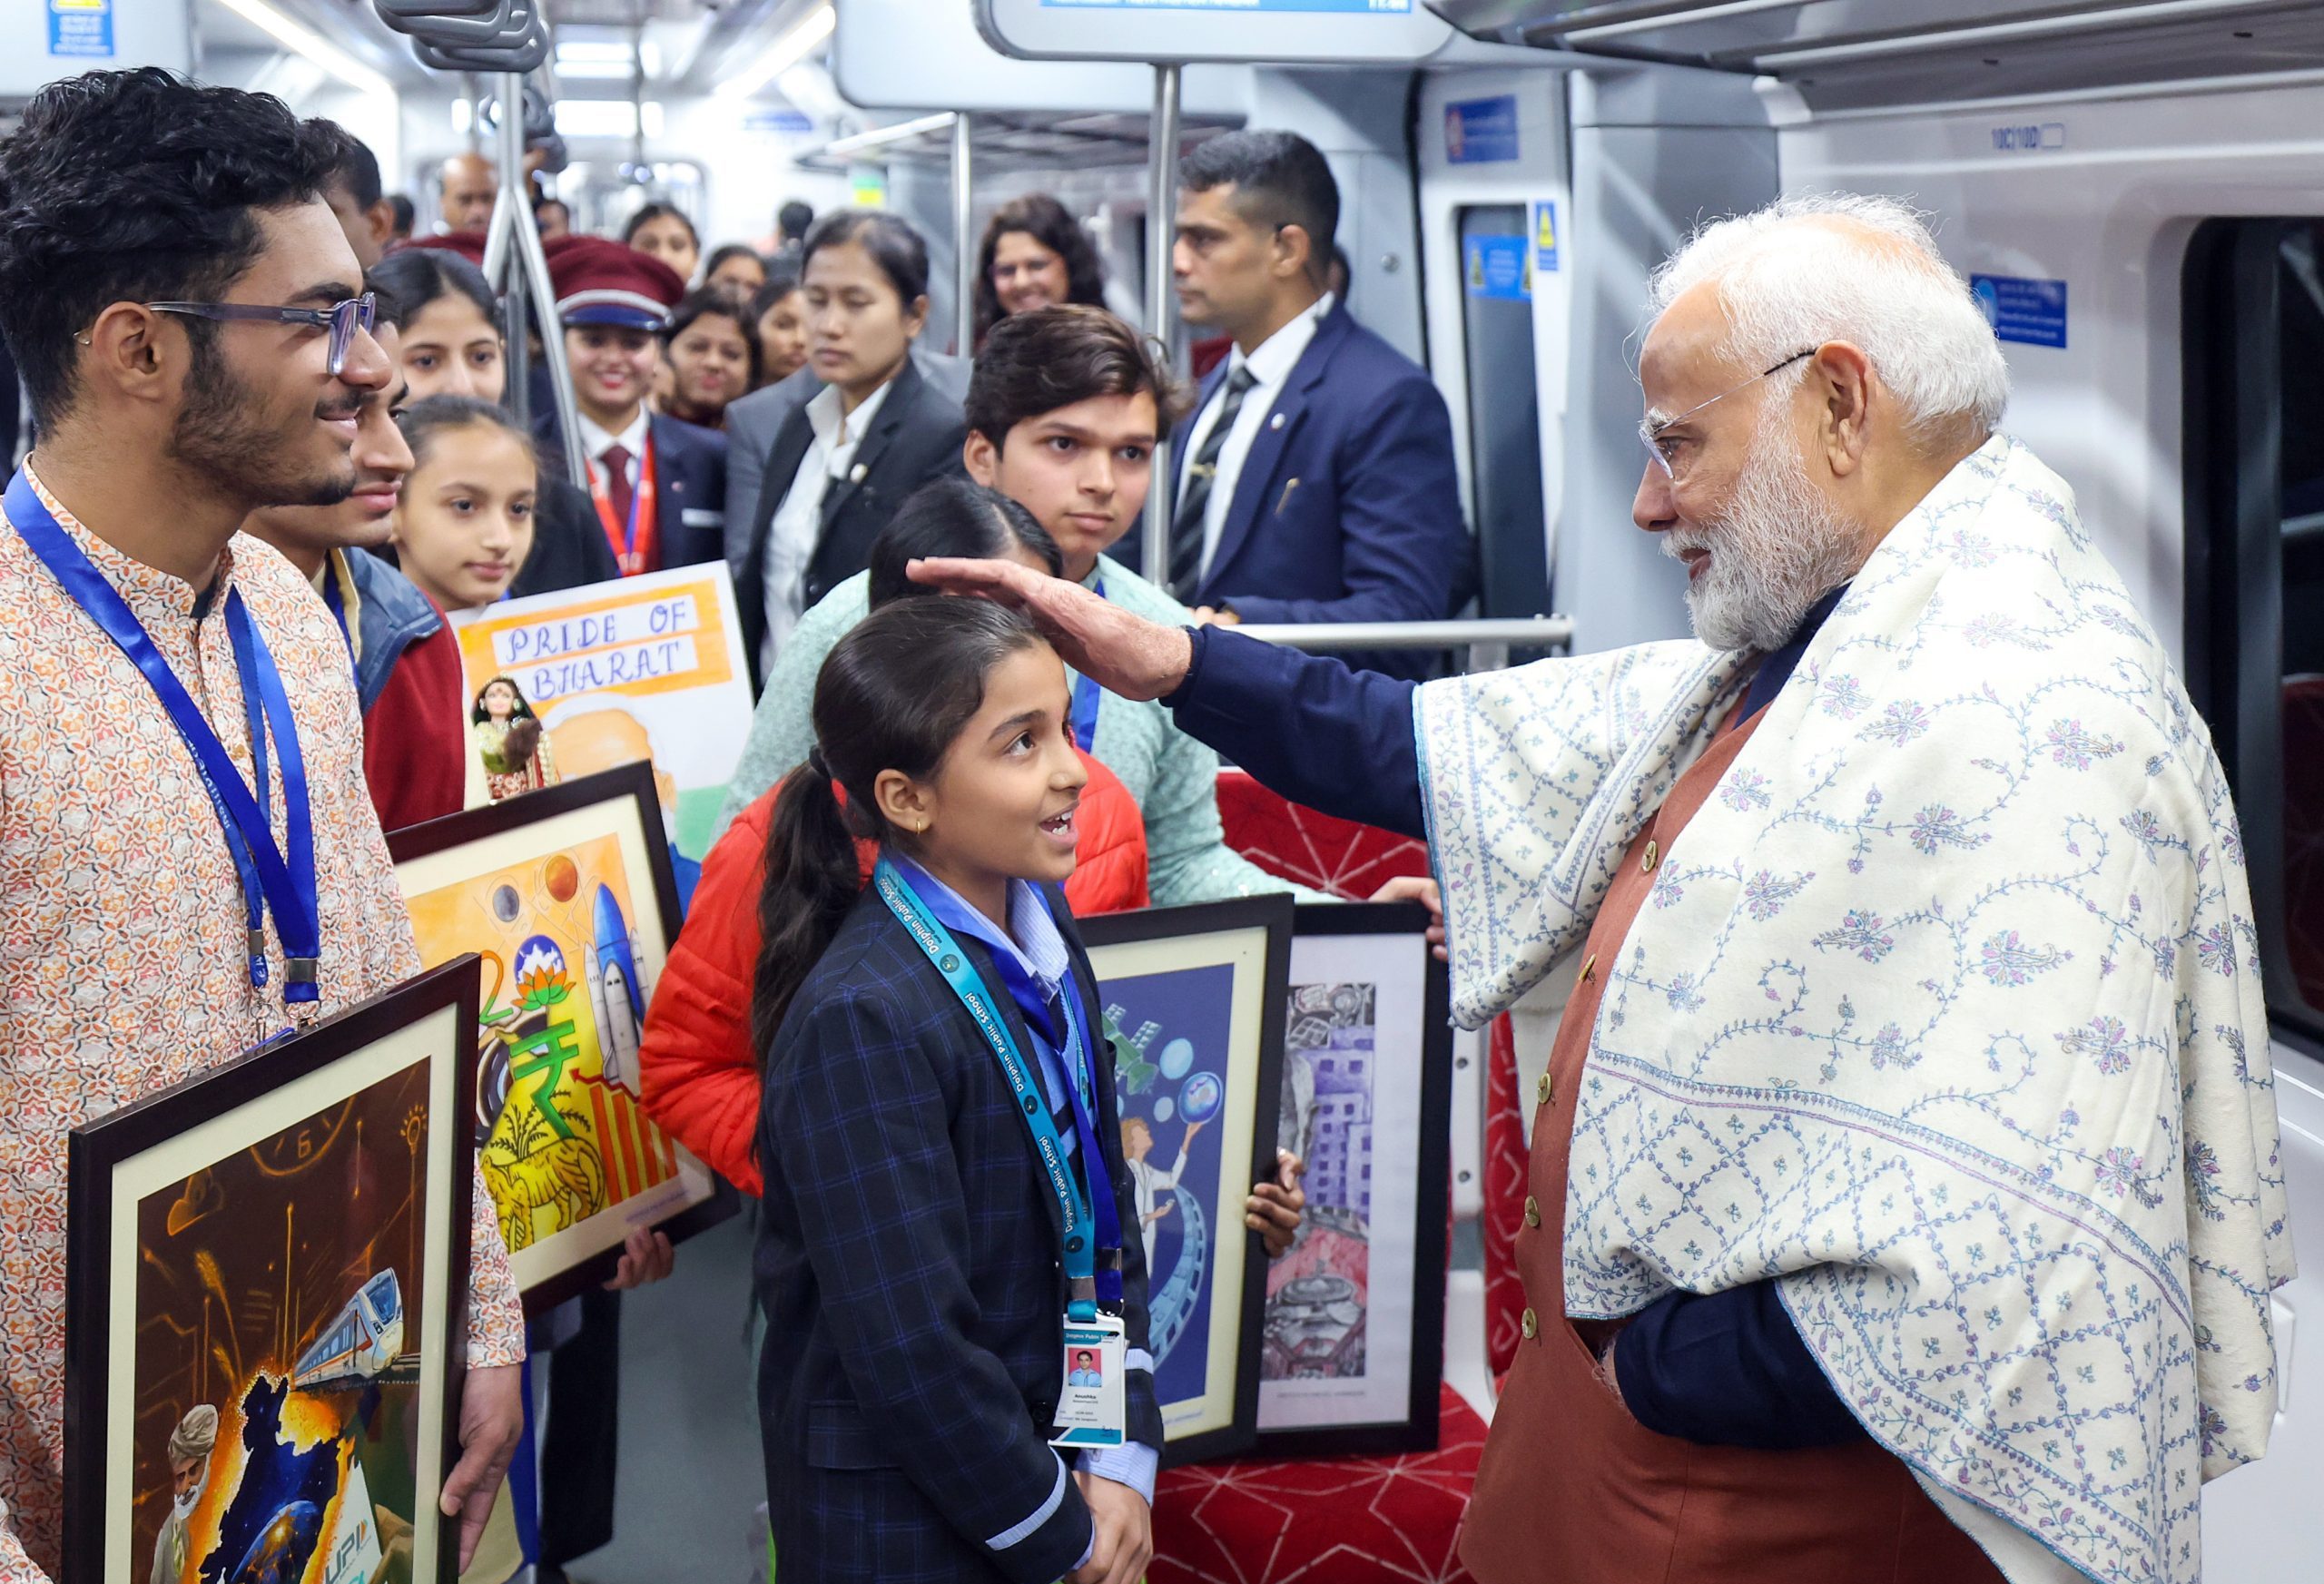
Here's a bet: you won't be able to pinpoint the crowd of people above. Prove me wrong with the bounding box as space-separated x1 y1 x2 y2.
0 54 2289 1584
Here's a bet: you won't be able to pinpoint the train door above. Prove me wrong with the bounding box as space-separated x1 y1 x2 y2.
2181 218 2324 1580
1456 202 1548 620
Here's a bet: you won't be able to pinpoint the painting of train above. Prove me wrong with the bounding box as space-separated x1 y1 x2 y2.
292 1273 409 1393
64 964 477 1584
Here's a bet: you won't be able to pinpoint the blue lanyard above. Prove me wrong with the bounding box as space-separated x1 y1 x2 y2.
874 858 1124 1319
320 556 354 667
6 468 322 1002
1069 672 1103 754
1068 579 1106 753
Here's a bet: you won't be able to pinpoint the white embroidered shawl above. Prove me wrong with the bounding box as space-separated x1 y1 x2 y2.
1415 437 2294 1584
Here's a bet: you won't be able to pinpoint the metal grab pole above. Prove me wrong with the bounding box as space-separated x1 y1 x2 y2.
1141 63 1181 581
483 74 585 486
514 190 586 487
951 112 975 359
492 76 532 434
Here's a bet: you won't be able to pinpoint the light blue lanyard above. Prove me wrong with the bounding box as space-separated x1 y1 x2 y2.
873 858 1123 1319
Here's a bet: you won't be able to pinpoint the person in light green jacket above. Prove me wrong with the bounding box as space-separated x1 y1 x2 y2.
716 305 1323 906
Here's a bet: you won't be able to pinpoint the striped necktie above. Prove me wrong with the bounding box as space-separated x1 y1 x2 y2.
1168 364 1258 603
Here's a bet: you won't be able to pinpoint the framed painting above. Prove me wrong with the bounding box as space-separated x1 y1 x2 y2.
64 958 482 1584
388 762 737 1313
1079 894 1292 1467
1258 903 1453 1457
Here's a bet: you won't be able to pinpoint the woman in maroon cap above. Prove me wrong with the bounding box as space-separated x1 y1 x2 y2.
543 234 729 579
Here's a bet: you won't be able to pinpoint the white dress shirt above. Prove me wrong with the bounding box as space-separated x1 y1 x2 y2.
1178 292 1334 582
576 408 650 492
759 378 894 674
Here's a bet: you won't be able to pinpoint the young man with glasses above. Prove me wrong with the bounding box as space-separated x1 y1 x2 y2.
0 70 526 1580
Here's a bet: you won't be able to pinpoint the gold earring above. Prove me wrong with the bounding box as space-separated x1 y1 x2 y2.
916 819 928 835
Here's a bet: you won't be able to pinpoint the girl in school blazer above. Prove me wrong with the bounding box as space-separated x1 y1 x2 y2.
751 596 1161 1584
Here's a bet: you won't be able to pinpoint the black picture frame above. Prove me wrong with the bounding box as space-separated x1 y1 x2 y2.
388 762 738 1314
1255 901 1454 1461
1079 893 1293 1469
64 958 482 1584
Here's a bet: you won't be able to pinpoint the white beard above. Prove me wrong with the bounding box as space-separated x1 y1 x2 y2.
1665 413 1863 654
172 1473 204 1524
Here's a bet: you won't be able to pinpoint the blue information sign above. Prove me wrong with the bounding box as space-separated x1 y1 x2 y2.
1465 236 1531 302
48 0 113 58
1041 0 1411 10
1445 94 1520 164
1970 273 2068 349
1532 201 1561 272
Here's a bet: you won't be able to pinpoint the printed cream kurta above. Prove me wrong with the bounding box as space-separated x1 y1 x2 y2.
1418 437 2294 1583
0 467 527 1580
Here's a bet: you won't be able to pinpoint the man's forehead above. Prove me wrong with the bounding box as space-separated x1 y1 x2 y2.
1031 391 1157 441
234 200 361 301
1177 183 1244 226
1640 281 1739 409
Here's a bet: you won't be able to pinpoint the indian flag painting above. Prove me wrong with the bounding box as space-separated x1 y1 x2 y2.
388 763 737 1309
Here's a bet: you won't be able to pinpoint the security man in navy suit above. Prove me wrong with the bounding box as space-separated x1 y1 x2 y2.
543 234 728 576
1159 130 1469 682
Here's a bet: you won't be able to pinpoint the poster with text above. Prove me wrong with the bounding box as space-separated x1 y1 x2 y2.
66 964 478 1584
450 564 752 860
1081 896 1290 1466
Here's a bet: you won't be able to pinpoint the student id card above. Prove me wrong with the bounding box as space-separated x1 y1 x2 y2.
1049 1313 1127 1450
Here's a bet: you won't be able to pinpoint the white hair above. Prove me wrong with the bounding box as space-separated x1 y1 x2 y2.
1647 193 2010 444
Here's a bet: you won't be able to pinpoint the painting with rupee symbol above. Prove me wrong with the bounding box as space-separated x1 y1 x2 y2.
64 960 482 1584
388 763 735 1311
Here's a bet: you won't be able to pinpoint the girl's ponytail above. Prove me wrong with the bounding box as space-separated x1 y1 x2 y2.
750 760 863 1060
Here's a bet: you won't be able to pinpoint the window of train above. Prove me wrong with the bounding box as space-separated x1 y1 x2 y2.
2183 218 2324 1047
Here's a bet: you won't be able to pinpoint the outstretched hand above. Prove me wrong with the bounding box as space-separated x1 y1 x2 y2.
906 557 1196 703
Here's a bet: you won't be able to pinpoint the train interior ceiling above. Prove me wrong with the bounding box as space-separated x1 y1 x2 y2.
8 0 2324 1578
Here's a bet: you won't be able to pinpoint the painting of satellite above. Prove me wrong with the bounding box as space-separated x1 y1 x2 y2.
1079 895 1291 1467
389 764 734 1312
65 960 479 1584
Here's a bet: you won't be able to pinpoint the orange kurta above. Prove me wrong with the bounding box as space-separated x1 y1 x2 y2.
1459 705 2005 1584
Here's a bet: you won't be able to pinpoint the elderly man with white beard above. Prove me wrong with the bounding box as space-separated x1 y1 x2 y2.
912 194 2295 1584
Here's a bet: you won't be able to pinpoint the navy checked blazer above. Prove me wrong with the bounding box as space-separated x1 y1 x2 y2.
754 883 1164 1583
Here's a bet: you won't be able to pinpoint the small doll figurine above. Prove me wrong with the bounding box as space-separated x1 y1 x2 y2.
472 675 561 802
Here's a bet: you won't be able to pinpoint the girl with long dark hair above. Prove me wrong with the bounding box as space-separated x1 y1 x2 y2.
751 596 1158 1582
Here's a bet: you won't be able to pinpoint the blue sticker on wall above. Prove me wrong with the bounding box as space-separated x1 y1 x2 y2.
1465 236 1531 302
1970 273 2067 349
48 0 113 58
1532 201 1560 272
1444 95 1519 164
